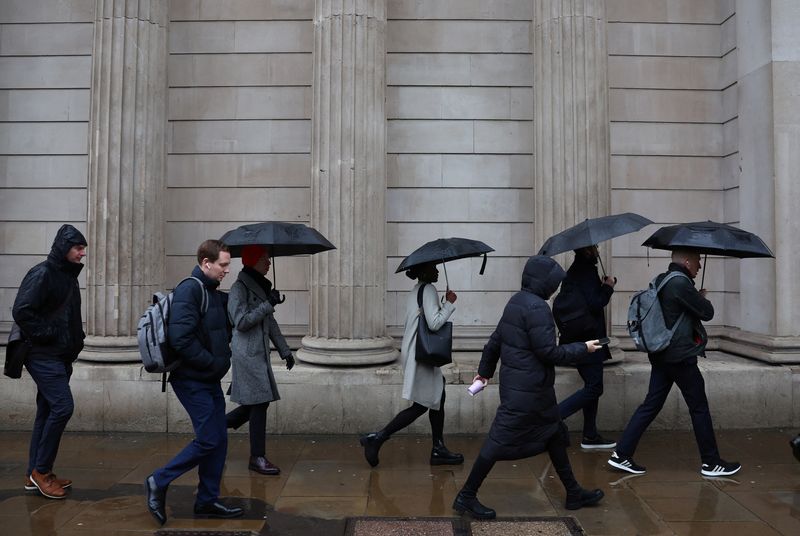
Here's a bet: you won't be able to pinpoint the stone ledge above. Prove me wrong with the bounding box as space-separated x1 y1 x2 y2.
1 349 797 434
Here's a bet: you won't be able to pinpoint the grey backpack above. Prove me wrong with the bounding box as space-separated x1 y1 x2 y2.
627 271 689 353
137 277 208 375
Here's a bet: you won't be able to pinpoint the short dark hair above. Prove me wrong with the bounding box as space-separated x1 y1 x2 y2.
196 239 229 265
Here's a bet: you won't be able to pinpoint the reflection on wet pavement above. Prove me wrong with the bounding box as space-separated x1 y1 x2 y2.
0 430 797 535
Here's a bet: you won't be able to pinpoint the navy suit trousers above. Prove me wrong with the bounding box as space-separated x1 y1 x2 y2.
153 378 227 506
25 359 74 475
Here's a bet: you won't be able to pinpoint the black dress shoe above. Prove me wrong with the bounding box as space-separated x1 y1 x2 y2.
430 441 464 465
565 487 604 510
452 491 496 519
194 501 244 519
249 456 280 475
144 475 167 526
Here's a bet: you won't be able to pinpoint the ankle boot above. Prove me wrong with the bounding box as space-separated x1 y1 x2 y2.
452 490 496 519
565 487 604 510
430 439 464 465
359 431 388 467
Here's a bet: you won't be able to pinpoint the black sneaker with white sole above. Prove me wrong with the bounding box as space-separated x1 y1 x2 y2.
607 451 646 474
581 435 617 449
700 459 741 477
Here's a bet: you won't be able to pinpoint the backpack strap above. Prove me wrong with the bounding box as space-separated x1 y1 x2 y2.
653 271 690 332
177 276 209 315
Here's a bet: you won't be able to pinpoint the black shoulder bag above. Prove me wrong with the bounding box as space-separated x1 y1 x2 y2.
414 284 453 368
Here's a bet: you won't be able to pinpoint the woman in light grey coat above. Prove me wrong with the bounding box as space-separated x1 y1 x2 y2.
226 245 294 475
359 262 463 468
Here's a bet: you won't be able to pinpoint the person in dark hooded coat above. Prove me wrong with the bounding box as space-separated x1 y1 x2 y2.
452 256 604 519
12 224 87 500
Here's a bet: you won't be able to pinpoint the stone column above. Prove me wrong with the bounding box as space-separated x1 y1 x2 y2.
733 0 800 363
533 0 611 253
298 0 397 365
81 0 169 362
533 1 617 354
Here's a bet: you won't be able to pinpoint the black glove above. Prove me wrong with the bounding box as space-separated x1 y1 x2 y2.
267 289 285 306
284 353 295 370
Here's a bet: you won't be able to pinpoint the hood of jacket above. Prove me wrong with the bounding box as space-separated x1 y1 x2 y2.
47 224 87 276
521 255 566 299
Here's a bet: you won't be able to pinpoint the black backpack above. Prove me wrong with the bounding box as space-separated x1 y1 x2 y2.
552 282 596 342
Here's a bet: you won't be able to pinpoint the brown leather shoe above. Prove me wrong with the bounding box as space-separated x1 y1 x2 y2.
248 456 280 475
30 469 67 499
26 474 71 491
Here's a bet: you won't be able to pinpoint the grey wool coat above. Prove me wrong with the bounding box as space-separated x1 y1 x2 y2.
401 282 455 410
227 269 291 405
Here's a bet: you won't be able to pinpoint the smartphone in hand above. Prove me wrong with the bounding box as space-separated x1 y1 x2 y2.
597 337 610 346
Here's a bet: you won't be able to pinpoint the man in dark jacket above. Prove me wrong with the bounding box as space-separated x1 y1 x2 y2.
608 249 741 477
13 224 86 500
145 240 242 526
452 256 604 519
554 246 616 449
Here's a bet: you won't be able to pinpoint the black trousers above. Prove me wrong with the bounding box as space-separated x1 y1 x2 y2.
461 429 579 497
382 388 446 442
616 357 720 464
226 402 270 457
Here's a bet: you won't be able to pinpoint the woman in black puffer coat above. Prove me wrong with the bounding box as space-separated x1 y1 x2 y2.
453 256 605 519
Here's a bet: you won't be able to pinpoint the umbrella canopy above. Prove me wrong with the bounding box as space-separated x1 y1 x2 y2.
641 221 774 258
220 222 335 258
537 213 653 257
395 237 494 274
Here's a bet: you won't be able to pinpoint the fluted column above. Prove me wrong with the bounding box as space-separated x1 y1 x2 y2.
81 0 168 362
534 0 610 250
298 0 397 365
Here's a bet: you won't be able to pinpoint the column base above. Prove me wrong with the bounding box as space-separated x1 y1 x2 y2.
297 335 399 366
79 336 140 363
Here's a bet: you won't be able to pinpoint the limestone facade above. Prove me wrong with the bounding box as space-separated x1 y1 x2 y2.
1 0 799 395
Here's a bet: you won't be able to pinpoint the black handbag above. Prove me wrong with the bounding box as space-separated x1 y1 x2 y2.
4 322 30 379
414 284 453 368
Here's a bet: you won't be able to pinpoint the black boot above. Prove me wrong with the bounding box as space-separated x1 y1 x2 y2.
565 487 604 510
452 490 496 519
430 439 464 465
359 431 388 467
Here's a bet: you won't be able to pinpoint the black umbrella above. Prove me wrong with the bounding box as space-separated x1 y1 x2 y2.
221 222 335 258
220 222 336 301
537 212 653 276
642 220 774 287
395 237 494 290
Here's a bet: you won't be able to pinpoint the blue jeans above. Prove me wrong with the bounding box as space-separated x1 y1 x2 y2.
616 357 720 464
25 359 74 475
557 361 604 438
153 378 227 505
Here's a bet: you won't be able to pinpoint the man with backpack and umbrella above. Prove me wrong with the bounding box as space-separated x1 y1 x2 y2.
609 221 773 477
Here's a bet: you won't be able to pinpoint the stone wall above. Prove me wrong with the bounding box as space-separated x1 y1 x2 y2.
0 0 94 329
2 0 798 361
605 0 739 328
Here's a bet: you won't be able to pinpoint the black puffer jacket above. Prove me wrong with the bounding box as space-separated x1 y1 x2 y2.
478 256 594 461
556 254 613 360
168 265 232 383
650 263 713 364
12 224 86 362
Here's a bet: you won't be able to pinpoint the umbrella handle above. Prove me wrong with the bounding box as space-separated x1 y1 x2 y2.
479 253 488 275
700 254 707 290
597 255 607 279
441 259 449 292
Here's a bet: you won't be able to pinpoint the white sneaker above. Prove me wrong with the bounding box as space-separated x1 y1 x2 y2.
701 460 741 477
607 451 646 474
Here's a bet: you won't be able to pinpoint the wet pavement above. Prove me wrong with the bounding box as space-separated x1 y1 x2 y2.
0 429 797 535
